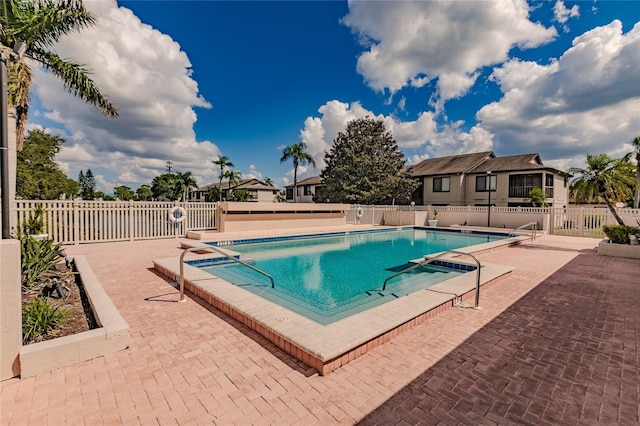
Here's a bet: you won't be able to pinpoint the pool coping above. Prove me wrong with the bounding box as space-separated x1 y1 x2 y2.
153 228 524 375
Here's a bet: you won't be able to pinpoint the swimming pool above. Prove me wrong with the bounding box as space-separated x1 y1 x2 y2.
193 228 507 324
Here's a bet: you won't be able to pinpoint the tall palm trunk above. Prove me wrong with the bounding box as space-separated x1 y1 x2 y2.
218 174 223 202
635 151 640 209
293 163 298 203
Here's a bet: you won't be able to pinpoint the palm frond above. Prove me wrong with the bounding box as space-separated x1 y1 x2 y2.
30 48 118 117
3 0 94 49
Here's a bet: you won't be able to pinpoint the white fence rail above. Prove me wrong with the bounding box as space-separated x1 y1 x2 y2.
349 204 640 238
549 207 640 238
9 201 640 244
13 200 217 245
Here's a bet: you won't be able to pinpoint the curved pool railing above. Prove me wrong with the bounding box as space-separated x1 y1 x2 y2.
178 246 275 302
382 250 482 308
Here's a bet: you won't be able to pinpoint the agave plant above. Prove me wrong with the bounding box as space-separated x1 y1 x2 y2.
20 235 65 289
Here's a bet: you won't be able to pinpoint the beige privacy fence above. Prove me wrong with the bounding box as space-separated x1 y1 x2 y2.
13 200 217 244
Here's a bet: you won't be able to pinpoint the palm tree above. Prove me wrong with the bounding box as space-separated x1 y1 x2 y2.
632 136 640 209
569 153 635 225
174 171 197 202
1 0 118 150
527 187 549 207
222 169 241 201
212 155 233 201
264 177 274 187
280 142 316 203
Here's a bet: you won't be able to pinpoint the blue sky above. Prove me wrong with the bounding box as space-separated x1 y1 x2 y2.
28 0 640 194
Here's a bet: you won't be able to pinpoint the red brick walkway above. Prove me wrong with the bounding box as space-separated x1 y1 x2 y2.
359 250 640 425
2 235 638 425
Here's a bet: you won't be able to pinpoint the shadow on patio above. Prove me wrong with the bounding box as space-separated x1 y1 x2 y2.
358 251 639 425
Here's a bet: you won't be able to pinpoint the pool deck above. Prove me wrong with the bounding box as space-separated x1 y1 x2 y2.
2 229 639 424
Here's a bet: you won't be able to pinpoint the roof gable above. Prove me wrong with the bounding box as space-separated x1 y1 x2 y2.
284 175 323 188
408 152 495 176
468 154 546 173
195 178 278 191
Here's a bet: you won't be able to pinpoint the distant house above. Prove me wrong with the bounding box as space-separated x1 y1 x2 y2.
284 175 324 203
188 178 279 202
407 151 570 207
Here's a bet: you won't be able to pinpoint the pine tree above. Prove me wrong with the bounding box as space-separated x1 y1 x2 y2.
79 169 96 200
321 117 418 204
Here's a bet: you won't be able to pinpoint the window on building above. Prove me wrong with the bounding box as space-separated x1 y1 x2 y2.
304 185 312 196
433 177 450 192
286 188 293 200
508 174 542 197
545 173 554 187
476 175 497 192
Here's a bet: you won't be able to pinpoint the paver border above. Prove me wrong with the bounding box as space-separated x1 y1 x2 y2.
19 256 130 377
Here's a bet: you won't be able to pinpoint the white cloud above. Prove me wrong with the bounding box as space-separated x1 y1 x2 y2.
477 20 640 170
430 72 479 113
244 165 263 181
553 0 580 31
342 0 556 105
30 0 218 193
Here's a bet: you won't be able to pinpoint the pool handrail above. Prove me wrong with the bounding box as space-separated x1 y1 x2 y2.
508 222 537 240
382 250 482 308
177 245 275 302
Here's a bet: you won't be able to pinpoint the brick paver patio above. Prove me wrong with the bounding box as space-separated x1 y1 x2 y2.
1 234 638 425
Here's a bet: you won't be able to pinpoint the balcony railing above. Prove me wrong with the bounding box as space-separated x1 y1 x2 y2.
509 186 553 199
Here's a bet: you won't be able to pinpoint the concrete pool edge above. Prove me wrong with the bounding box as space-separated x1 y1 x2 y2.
153 230 520 375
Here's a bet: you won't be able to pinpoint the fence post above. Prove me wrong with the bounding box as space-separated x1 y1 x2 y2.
578 208 585 238
174 201 179 239
129 200 134 242
73 199 80 245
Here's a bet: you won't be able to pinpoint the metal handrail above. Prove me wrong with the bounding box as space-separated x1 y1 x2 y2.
382 250 482 308
177 246 275 302
508 222 538 240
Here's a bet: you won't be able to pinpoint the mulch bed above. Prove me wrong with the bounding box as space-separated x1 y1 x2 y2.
22 262 98 344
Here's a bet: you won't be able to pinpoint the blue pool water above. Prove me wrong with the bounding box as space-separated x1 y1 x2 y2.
195 228 506 324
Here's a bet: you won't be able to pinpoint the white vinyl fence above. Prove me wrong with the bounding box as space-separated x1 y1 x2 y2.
10 201 640 244
351 204 640 238
13 200 217 245
549 207 640 238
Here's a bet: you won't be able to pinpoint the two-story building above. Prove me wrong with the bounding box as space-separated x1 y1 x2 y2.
407 151 570 207
189 178 279 202
284 176 324 203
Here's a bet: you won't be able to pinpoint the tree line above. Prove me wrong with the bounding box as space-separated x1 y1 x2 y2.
15 124 640 211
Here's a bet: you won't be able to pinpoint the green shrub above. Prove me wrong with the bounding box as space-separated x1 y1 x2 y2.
21 236 65 288
22 297 67 343
22 204 47 235
603 225 640 244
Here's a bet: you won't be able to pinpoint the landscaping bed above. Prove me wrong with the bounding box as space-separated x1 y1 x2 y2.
21 262 98 345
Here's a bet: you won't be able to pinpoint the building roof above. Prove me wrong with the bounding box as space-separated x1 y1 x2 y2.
194 178 278 192
409 151 571 177
408 152 495 176
467 154 544 173
467 154 571 176
284 175 323 188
